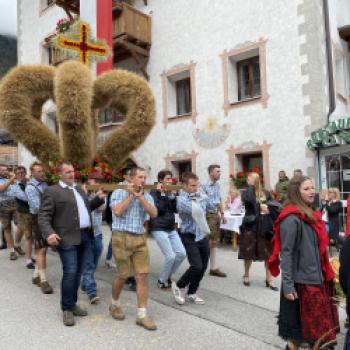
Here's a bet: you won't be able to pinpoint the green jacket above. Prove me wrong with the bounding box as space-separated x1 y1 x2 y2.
275 179 289 203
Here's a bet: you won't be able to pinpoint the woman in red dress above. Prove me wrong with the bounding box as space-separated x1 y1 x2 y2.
269 176 339 350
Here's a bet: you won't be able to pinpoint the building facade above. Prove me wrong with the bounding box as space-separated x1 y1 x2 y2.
16 0 350 199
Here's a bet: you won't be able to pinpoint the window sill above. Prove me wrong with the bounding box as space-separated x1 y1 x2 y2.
230 96 262 106
168 113 192 121
99 122 123 129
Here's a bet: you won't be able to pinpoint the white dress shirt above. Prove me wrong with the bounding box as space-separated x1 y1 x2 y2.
59 181 91 229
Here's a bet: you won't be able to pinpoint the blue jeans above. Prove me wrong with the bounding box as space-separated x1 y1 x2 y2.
106 238 113 261
57 231 90 311
152 230 186 283
81 234 103 297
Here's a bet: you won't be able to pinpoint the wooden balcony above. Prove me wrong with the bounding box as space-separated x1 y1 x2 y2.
339 25 350 51
112 2 151 79
48 46 70 66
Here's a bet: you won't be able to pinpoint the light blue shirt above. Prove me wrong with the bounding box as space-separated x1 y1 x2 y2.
110 189 154 234
177 191 215 242
89 193 105 236
25 178 48 214
59 181 91 229
0 178 28 202
201 180 221 205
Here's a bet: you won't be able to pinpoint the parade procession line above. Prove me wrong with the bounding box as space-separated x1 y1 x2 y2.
0 231 346 350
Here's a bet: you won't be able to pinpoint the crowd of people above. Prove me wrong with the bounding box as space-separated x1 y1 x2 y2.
0 161 348 349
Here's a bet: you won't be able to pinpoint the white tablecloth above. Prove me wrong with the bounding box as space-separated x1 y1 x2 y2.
220 211 244 233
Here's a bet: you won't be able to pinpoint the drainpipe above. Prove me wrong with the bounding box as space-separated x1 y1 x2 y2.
316 0 336 191
323 0 336 122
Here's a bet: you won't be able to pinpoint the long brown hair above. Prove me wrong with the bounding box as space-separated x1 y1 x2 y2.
285 175 316 222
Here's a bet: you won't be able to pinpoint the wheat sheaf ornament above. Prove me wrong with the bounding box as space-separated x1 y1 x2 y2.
0 60 156 168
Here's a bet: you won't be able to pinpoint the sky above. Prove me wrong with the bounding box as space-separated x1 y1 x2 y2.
0 0 17 36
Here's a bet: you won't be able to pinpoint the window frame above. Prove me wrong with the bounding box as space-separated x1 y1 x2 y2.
161 61 197 128
221 39 268 115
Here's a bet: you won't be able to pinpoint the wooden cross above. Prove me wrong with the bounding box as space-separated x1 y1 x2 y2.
57 22 109 65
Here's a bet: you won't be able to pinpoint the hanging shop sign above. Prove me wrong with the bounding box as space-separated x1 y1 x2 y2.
307 117 350 150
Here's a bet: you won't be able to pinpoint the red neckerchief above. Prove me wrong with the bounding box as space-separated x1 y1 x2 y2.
268 204 334 281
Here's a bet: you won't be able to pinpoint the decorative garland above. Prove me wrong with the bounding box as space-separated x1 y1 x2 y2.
46 155 124 185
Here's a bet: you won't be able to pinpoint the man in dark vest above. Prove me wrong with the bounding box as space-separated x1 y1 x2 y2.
38 161 106 326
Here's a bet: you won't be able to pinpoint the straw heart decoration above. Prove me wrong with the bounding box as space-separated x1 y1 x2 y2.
0 60 155 168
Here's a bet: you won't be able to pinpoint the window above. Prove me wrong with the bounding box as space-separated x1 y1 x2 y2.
221 39 268 115
46 111 59 134
237 56 261 101
176 78 192 116
241 152 263 172
161 62 197 127
98 108 125 127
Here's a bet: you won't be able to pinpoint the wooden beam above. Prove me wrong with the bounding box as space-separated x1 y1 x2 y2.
130 50 149 80
86 183 182 192
113 38 150 57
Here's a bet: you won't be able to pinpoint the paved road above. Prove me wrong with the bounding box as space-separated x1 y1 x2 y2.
0 227 346 349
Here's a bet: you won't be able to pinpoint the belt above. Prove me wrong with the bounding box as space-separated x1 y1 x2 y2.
0 199 16 205
80 227 90 232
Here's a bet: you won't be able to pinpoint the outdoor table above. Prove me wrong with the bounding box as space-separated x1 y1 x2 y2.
220 211 244 251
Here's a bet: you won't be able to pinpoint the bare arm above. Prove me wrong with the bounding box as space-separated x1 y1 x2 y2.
138 194 157 218
0 175 16 193
113 194 134 216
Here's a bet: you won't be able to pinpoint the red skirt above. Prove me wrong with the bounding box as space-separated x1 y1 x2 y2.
298 282 339 347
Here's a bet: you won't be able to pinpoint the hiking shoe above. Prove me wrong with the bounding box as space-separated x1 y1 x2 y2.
89 294 100 304
186 294 205 305
26 262 35 269
171 281 185 305
9 252 18 260
63 311 75 326
14 246 25 256
109 304 125 320
32 276 41 286
157 280 170 289
136 316 157 331
73 305 88 317
209 269 227 278
40 280 53 294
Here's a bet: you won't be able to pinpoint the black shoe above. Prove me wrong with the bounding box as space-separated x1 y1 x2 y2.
0 243 7 250
265 280 279 291
26 262 35 269
157 280 170 289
